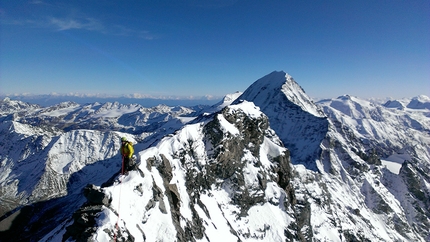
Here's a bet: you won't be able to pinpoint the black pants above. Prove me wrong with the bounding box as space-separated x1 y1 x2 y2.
123 156 135 172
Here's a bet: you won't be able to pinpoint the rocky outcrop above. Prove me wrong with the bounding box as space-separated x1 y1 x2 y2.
63 185 109 241
63 184 136 242
144 103 300 241
398 161 430 237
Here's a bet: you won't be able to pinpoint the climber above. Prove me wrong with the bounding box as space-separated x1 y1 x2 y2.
120 137 134 174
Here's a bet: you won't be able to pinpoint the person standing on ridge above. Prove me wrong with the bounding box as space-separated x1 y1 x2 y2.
120 137 134 174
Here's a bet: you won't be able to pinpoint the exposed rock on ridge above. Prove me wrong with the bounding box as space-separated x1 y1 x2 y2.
62 101 301 241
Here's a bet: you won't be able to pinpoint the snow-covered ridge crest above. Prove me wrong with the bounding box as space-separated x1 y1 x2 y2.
197 91 243 115
60 101 298 241
318 94 379 119
281 73 324 117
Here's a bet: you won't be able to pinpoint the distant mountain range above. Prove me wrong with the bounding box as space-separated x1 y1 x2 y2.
0 71 429 241
0 94 221 107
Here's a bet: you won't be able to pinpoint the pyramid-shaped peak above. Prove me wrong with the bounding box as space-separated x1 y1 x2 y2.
236 71 324 117
233 71 327 169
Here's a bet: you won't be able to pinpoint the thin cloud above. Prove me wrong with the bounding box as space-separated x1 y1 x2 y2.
138 31 159 40
28 0 52 6
2 2 155 39
50 17 105 32
113 25 159 40
3 14 157 40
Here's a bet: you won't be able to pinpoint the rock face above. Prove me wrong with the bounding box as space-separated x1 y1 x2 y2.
62 184 127 242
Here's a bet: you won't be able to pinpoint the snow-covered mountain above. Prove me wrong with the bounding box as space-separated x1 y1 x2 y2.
232 72 327 170
0 71 429 241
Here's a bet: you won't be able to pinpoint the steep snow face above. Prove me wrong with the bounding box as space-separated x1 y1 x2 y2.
30 130 124 201
0 120 125 206
280 74 325 117
312 95 430 241
234 71 328 170
58 101 299 242
318 95 430 162
0 121 59 217
0 119 136 240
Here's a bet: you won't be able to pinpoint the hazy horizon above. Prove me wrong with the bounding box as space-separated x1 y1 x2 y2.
3 90 428 108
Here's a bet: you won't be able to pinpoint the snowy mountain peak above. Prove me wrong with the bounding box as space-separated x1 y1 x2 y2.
234 71 328 169
235 71 324 118
197 92 243 115
0 97 41 115
407 95 430 109
383 99 405 109
383 95 430 110
414 94 430 102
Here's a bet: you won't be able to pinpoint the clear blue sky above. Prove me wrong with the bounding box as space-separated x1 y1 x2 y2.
1 0 429 99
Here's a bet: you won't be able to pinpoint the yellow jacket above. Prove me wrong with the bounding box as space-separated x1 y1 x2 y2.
120 142 134 158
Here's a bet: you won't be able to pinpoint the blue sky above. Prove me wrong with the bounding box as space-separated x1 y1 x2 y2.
1 0 429 100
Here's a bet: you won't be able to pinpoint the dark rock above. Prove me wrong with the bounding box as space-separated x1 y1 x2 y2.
83 184 111 206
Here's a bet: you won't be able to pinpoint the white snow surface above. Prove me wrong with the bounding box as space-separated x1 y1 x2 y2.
381 153 411 174
318 95 430 158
